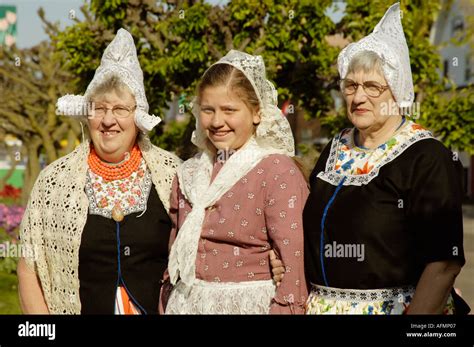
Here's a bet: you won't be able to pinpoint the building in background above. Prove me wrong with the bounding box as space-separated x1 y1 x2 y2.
0 5 16 47
433 0 474 88
432 0 474 199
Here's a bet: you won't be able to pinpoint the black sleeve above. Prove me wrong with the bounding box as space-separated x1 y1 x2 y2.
407 139 465 267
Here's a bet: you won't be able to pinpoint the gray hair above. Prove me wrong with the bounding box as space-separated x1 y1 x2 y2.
88 75 135 102
83 75 137 132
345 50 384 78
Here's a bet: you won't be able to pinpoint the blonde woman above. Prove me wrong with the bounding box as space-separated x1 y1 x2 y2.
164 50 309 314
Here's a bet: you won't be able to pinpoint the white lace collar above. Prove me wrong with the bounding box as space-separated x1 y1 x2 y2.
168 137 275 287
317 120 434 186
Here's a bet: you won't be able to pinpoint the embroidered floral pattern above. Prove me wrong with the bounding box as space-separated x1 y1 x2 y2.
318 120 434 186
85 159 152 218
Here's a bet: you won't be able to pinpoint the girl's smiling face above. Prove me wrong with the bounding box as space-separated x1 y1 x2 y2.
199 85 260 152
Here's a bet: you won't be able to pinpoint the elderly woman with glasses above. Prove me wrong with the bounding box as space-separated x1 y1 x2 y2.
302 3 467 314
17 29 181 314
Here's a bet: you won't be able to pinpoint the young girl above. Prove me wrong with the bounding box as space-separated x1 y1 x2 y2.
164 50 308 314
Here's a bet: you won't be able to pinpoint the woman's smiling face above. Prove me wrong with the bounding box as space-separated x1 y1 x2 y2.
88 89 139 163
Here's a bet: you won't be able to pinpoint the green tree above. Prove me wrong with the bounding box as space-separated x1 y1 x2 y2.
0 42 81 202
46 0 337 157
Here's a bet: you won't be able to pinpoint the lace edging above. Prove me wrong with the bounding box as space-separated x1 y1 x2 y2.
166 279 276 314
317 129 434 186
310 283 415 302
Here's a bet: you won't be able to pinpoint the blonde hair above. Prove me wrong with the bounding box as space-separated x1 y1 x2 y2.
197 64 310 183
197 64 260 112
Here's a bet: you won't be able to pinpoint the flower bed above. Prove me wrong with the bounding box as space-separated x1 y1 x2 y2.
0 184 21 200
0 203 24 240
0 189 25 274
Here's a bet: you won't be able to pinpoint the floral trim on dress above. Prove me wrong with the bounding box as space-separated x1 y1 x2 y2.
85 159 152 219
306 284 455 315
317 121 434 186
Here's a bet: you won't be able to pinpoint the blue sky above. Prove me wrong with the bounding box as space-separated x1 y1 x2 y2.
1 0 346 48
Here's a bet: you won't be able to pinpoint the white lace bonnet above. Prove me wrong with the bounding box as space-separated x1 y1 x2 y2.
191 50 295 156
337 2 414 108
56 28 161 132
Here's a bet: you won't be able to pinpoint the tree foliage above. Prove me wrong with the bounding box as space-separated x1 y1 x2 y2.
0 41 80 202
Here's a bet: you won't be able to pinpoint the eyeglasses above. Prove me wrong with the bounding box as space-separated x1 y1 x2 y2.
339 79 389 98
90 104 137 118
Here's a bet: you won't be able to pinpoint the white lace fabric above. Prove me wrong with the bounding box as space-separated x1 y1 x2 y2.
19 136 181 314
337 3 414 108
166 279 276 314
56 29 161 132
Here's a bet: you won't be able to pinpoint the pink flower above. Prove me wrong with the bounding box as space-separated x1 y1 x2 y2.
0 204 25 240
5 34 15 47
99 197 109 208
118 183 128 193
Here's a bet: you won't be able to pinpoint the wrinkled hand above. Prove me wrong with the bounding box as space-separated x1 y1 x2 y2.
269 250 285 287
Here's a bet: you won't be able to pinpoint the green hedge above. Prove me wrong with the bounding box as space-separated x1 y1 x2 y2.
0 271 20 314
